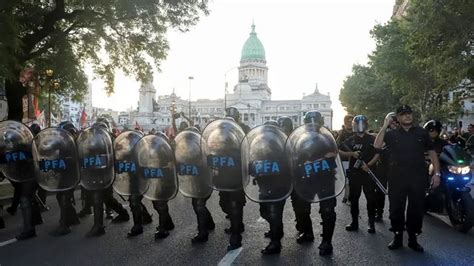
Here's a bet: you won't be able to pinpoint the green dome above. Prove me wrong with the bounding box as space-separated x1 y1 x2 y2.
240 24 266 61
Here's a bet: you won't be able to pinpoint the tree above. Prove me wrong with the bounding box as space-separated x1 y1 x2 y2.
0 0 209 121
339 64 401 128
405 0 474 89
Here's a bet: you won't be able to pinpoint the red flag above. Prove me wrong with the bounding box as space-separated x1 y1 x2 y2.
80 108 87 128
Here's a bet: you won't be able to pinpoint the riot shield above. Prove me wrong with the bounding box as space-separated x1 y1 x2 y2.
32 128 80 192
242 125 292 203
175 130 212 198
76 126 114 190
136 135 178 201
286 124 345 203
0 120 34 182
201 119 246 191
113 130 148 196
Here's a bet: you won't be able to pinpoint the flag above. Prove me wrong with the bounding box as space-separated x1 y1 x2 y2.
135 120 140 130
80 108 87 129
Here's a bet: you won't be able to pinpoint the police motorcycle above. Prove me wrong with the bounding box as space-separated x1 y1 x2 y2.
426 144 474 233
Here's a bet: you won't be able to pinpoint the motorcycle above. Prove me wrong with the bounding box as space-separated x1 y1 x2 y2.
426 144 474 233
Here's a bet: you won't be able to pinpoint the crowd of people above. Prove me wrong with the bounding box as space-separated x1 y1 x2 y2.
0 105 473 257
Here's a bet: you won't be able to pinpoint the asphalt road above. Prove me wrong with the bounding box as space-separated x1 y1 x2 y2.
0 190 473 266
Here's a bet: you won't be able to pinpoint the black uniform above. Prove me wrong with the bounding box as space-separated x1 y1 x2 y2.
384 126 433 236
342 134 378 230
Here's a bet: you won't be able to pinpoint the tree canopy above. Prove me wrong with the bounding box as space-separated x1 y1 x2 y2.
340 0 473 126
0 0 209 119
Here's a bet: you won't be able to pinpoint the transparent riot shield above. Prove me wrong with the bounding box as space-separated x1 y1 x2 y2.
286 124 345 203
32 127 80 192
201 119 245 191
242 124 292 203
77 126 114 190
113 130 148 196
175 130 212 198
136 135 178 201
0 120 34 182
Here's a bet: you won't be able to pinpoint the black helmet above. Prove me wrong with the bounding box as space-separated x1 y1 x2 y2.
277 116 293 134
93 121 109 131
225 107 240 121
96 117 111 131
185 126 201 134
179 121 189 131
423 120 442 133
263 120 279 127
352 115 368 133
30 123 41 136
304 111 324 125
59 121 78 135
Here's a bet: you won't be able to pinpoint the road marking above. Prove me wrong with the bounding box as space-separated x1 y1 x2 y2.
0 239 17 247
427 212 452 227
218 247 243 266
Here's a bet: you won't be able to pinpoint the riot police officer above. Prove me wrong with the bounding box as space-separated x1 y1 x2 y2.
253 118 291 255
17 123 43 240
48 121 81 236
290 111 338 256
375 105 441 252
219 107 248 250
174 126 215 243
83 122 130 237
339 115 379 233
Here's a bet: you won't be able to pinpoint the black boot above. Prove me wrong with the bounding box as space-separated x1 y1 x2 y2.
227 233 242 251
16 198 36 240
319 211 336 256
0 217 4 229
154 227 170 239
128 201 144 237
367 218 376 234
128 225 143 237
345 220 358 231
51 195 72 237
261 240 281 255
296 232 314 244
191 232 209 243
87 192 105 237
111 211 130 223
319 241 333 256
388 232 403 250
408 234 424 252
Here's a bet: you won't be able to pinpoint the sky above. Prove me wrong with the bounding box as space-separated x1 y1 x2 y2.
90 0 395 127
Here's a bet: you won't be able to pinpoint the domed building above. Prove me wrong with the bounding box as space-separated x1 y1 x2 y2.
134 23 333 131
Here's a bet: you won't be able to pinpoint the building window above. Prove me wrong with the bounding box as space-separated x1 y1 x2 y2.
321 104 326 108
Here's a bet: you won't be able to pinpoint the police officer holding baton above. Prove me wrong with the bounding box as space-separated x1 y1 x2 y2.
374 105 440 252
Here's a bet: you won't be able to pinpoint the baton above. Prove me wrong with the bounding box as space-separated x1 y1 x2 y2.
355 159 388 195
35 193 50 211
341 142 388 195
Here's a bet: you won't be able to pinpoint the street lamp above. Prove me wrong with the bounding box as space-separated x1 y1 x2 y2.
224 66 238 111
46 69 54 127
188 76 193 119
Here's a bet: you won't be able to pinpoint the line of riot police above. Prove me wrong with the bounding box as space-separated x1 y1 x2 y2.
0 108 346 257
